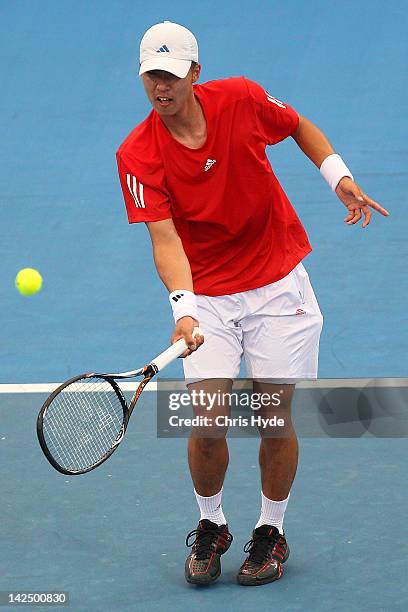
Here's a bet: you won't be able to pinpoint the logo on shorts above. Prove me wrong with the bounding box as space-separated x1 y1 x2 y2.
296 308 306 315
204 159 216 172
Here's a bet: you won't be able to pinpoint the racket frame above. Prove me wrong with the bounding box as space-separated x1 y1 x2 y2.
36 369 154 476
37 329 201 475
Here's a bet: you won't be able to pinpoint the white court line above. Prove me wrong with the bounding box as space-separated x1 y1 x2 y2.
0 378 407 393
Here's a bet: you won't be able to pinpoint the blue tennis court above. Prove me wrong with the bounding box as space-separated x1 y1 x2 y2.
1 1 407 610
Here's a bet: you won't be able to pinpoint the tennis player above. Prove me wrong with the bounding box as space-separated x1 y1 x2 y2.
116 21 389 586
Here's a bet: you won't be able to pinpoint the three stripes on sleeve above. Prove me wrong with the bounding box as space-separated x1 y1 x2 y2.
126 174 145 209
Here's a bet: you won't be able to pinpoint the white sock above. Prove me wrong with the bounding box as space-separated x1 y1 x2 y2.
255 491 290 534
194 488 226 526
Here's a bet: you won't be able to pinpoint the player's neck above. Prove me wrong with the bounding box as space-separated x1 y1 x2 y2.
160 94 207 149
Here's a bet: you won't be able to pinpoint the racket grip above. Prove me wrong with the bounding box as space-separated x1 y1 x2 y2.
151 327 202 372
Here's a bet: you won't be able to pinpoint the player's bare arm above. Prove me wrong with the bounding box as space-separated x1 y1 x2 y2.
146 218 204 355
292 115 390 227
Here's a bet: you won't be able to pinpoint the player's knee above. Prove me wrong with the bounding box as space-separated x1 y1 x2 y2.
191 435 226 455
260 432 298 449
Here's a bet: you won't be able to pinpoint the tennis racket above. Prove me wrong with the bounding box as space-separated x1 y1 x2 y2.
37 330 200 475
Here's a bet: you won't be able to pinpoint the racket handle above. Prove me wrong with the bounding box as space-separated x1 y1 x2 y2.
151 327 202 372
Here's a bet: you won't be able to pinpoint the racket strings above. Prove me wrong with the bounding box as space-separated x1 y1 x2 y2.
42 377 125 472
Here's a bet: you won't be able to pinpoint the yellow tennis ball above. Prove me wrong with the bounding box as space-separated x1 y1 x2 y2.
15 268 43 296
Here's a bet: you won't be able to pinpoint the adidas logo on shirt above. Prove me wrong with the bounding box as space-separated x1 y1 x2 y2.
204 159 216 172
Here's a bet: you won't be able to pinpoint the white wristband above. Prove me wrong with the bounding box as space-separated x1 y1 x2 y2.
169 290 199 323
320 154 353 191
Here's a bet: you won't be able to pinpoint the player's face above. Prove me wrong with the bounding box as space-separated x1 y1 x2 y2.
142 64 200 116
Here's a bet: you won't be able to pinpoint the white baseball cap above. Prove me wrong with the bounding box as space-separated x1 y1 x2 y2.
139 21 198 79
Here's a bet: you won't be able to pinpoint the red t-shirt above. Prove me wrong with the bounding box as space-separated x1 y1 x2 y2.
116 77 312 296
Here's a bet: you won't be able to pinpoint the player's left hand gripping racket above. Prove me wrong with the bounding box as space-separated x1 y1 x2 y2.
37 330 200 475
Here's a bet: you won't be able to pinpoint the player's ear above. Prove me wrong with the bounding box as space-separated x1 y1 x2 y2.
191 63 201 83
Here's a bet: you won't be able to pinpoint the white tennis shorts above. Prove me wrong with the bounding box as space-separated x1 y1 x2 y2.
183 262 323 384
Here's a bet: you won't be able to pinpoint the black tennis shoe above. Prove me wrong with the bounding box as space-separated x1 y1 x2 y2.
185 519 233 585
237 525 289 586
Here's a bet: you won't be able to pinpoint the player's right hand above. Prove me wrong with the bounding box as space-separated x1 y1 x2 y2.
171 317 204 358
